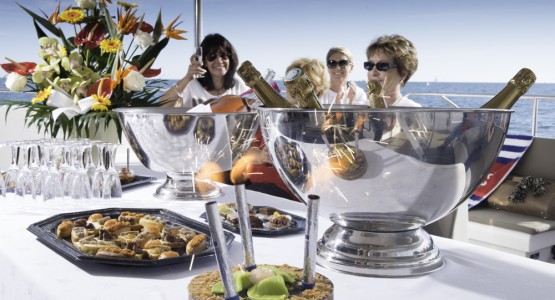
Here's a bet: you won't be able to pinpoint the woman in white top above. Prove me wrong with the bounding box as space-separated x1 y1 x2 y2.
320 47 367 106
161 33 247 108
365 34 421 107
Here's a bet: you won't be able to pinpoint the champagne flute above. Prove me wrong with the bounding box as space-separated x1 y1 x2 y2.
193 46 204 79
4 141 21 199
91 142 107 199
70 141 92 200
14 142 36 200
102 143 122 199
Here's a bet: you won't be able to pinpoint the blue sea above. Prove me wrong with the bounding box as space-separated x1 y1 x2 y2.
2 78 555 138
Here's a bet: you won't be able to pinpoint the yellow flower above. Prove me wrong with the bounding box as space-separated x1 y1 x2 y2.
91 94 112 111
32 86 52 104
59 9 85 24
99 38 123 54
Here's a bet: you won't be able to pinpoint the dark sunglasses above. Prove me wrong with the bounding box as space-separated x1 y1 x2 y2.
206 51 231 62
327 59 350 69
364 61 397 72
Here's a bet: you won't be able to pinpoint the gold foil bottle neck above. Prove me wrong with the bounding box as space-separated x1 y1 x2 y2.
237 60 261 87
509 68 536 96
481 68 537 109
366 80 387 108
284 68 322 109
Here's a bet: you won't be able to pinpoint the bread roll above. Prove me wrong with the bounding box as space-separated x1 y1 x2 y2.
186 234 208 255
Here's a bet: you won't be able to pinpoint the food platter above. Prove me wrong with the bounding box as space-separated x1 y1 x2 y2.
121 175 157 190
199 205 306 236
28 208 234 266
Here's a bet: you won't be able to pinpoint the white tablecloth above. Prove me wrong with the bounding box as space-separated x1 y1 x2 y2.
1 181 555 300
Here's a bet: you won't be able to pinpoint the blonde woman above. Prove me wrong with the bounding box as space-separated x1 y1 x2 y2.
321 47 367 105
365 34 420 107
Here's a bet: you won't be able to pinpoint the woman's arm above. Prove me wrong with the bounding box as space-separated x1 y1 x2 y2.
160 54 206 107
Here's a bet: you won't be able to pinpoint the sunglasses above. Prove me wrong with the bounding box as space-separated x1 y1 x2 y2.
206 51 231 62
327 59 351 69
363 61 397 72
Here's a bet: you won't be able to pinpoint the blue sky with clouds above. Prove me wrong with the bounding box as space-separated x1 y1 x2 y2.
1 0 554 83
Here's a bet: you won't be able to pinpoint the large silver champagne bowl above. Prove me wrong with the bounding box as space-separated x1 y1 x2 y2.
115 108 259 199
258 107 511 277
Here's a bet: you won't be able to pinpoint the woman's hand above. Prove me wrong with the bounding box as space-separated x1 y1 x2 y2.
187 53 206 79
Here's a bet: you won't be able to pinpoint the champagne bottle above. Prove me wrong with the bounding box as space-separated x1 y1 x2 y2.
237 60 296 108
481 68 536 109
366 80 387 108
283 67 322 109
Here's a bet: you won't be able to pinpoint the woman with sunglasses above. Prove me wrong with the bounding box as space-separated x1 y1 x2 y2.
365 34 420 107
320 47 367 105
161 33 247 107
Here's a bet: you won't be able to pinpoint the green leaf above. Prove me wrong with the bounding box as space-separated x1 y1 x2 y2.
134 38 169 69
152 9 163 43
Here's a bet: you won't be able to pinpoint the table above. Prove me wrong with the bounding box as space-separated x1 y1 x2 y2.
1 180 555 300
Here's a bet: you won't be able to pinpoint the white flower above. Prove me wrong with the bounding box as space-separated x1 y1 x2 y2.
123 70 146 92
5 72 27 92
134 30 154 48
75 0 96 10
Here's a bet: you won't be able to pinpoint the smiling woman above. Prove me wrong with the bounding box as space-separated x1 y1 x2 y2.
160 33 248 108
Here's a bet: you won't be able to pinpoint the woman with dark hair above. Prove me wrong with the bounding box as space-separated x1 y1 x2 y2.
161 33 247 107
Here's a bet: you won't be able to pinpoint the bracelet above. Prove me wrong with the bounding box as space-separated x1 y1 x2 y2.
173 83 184 98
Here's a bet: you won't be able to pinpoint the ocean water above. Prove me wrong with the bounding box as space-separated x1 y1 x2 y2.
2 78 555 138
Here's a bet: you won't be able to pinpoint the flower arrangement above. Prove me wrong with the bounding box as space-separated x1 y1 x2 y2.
1 0 186 141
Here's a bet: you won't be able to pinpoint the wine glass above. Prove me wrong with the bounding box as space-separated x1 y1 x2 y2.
70 141 92 200
41 142 64 201
91 142 107 199
4 141 21 199
193 46 204 79
102 143 122 199
0 142 6 198
14 142 36 200
61 141 77 197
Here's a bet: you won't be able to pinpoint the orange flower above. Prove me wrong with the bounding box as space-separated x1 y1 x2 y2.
165 15 187 40
117 7 138 34
48 2 60 25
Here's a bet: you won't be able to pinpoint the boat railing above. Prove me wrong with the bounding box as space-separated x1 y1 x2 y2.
406 92 555 137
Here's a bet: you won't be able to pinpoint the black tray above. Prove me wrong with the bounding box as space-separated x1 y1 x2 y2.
28 208 234 267
121 175 157 190
200 206 306 235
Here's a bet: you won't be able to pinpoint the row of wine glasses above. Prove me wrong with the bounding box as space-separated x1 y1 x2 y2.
0 139 122 201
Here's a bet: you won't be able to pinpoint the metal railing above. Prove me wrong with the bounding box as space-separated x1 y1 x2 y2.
406 92 555 137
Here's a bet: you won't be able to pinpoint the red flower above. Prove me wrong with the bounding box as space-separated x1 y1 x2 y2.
1 61 37 75
87 78 113 98
74 22 106 49
141 68 161 78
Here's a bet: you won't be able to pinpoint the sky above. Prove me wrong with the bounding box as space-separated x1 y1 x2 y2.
1 0 554 83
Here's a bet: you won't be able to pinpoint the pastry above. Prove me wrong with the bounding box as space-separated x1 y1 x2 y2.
188 264 333 300
119 168 135 184
186 234 208 255
139 215 166 231
160 251 180 259
95 246 136 259
268 212 291 229
144 245 172 260
56 220 74 239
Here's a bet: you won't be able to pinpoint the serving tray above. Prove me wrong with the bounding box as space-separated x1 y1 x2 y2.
28 207 234 267
200 206 306 236
121 175 157 190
